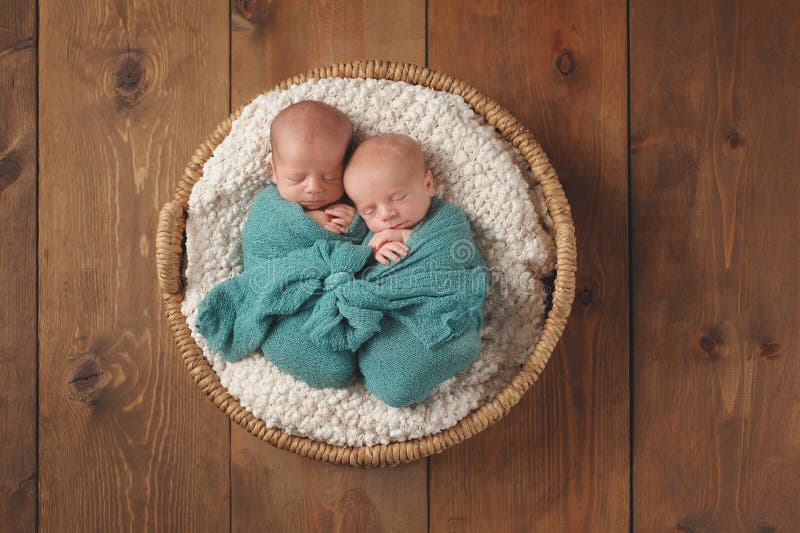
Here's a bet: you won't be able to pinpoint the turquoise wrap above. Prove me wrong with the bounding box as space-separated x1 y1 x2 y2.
194 185 368 361
196 189 489 407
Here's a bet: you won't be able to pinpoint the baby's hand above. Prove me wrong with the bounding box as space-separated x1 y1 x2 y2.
367 229 412 251
324 203 356 231
306 209 348 234
373 241 409 266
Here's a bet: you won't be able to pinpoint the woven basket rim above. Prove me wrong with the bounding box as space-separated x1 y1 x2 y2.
155 59 577 467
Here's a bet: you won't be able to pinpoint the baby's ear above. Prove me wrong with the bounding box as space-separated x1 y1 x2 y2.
425 169 436 195
267 156 277 184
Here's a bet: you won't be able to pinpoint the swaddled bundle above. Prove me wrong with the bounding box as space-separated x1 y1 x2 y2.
239 195 490 406
194 185 368 361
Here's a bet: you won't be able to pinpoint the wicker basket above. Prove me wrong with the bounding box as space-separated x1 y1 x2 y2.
155 59 576 467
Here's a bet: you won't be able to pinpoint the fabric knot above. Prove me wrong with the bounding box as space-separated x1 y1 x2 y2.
324 271 355 290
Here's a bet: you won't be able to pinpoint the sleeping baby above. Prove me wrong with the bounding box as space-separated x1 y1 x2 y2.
194 100 368 360
340 134 489 407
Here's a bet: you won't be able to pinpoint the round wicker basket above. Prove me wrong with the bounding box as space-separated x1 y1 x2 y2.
155 59 576 467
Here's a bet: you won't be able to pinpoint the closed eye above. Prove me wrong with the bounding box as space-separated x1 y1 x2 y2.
392 194 408 201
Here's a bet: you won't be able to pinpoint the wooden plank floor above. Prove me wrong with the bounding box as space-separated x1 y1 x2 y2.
631 1 800 531
1 1 797 531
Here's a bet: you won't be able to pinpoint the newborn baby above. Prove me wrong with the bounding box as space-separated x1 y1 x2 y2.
340 133 489 407
195 100 368 362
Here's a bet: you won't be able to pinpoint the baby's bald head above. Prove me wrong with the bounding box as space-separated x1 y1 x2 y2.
270 100 353 156
344 133 427 184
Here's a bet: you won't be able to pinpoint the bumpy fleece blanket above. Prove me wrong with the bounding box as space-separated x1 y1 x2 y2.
194 185 368 361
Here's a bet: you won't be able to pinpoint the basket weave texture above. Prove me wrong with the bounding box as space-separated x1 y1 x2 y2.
155 60 577 467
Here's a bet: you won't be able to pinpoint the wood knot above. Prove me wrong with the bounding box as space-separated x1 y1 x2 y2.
555 49 576 76
698 335 717 352
694 322 737 361
578 287 593 305
695 330 726 361
237 0 272 24
68 353 105 404
19 474 36 495
726 132 744 150
113 52 146 105
759 342 781 359
6 37 36 55
0 157 22 194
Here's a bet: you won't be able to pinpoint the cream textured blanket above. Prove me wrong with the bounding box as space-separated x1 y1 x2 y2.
181 77 556 447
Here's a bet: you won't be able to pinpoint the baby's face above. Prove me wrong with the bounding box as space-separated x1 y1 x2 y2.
344 157 435 233
269 134 346 210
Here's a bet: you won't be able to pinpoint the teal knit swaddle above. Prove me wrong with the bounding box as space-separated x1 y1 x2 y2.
194 185 368 360
196 187 489 407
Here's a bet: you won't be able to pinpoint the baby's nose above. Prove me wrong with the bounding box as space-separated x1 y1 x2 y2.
305 176 323 192
378 205 397 220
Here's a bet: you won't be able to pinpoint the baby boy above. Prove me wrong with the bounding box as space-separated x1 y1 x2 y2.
341 133 489 407
195 100 368 361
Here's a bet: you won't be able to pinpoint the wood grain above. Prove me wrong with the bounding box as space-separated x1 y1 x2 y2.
37 2 230 530
0 1 37 530
429 1 630 530
229 1 427 531
231 0 426 109
232 429 427 532
24 0 800 529
631 1 800 531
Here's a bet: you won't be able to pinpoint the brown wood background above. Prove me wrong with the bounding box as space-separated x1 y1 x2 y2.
1 0 798 531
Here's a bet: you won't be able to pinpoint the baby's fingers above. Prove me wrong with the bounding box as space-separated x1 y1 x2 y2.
373 251 390 265
380 244 407 262
368 235 386 249
324 222 346 234
329 217 350 230
378 247 402 264
325 205 355 218
386 242 409 255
